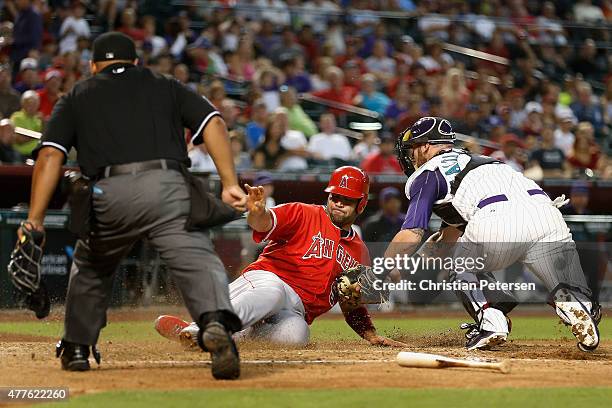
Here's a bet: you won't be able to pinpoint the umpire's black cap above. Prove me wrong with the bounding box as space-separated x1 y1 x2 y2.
92 32 137 62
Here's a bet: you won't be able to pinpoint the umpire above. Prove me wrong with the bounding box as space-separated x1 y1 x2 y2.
22 32 246 380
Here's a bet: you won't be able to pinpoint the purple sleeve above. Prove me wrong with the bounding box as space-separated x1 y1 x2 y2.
402 169 448 230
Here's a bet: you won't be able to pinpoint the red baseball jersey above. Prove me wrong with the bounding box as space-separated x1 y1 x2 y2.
243 203 371 324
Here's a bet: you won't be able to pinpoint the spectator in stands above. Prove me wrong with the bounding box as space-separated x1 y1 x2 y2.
418 38 453 74
491 133 525 172
271 27 305 66
310 56 332 92
59 1 90 55
220 98 244 134
255 64 284 112
352 129 379 162
554 106 577 155
571 81 606 137
573 0 605 23
307 113 351 161
567 122 604 172
527 125 569 179
230 131 252 171
440 67 470 120
280 86 317 137
365 40 396 85
276 107 309 170
384 82 410 131
189 143 217 173
312 66 359 115
142 15 167 58
0 64 20 118
355 73 390 117
570 38 607 82
562 180 592 215
301 0 340 34
10 0 43 74
36 69 62 121
0 118 21 164
253 113 287 170
362 186 404 257
186 36 227 78
173 63 195 90
206 80 227 109
13 57 41 94
522 101 544 137
256 0 291 27
282 56 312 94
253 172 276 208
10 90 41 157
117 8 145 42
454 103 486 140
360 132 403 174
246 98 268 150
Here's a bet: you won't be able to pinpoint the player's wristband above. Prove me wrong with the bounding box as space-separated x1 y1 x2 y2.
344 306 375 338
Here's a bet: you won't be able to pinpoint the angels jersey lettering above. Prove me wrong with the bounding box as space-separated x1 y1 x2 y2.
244 203 371 324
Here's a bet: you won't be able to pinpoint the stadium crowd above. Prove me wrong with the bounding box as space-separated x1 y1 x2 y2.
0 0 611 181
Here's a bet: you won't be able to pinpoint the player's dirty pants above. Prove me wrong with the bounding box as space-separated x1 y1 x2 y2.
64 169 235 345
451 200 593 332
230 270 310 345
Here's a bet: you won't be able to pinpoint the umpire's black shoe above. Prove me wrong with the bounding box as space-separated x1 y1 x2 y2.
56 340 101 371
197 322 240 380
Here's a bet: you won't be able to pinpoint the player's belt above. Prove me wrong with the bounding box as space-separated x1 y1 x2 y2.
477 194 508 208
477 189 548 209
98 159 182 179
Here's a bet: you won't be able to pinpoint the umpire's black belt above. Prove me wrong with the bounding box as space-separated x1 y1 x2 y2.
98 159 182 179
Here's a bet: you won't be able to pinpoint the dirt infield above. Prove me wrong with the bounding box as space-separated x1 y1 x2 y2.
0 308 610 397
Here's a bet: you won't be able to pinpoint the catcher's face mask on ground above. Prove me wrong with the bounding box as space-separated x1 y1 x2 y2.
327 193 359 228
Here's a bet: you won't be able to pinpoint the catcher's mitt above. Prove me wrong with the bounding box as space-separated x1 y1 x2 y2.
7 222 50 319
336 265 389 308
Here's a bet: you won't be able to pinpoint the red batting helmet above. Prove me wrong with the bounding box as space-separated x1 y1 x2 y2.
325 166 370 214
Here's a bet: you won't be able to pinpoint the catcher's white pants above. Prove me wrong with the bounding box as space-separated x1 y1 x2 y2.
185 270 310 345
453 199 592 332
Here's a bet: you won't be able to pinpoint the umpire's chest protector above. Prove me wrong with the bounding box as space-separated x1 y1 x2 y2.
404 149 500 228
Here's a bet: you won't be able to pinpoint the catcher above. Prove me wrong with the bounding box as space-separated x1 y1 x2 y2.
156 166 404 347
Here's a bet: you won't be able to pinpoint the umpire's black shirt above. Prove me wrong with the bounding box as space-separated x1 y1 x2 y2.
34 62 219 177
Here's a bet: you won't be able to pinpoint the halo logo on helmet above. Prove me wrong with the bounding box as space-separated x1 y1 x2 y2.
395 116 456 176
325 166 370 214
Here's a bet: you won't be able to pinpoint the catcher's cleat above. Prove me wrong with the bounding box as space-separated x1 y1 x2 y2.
198 322 240 380
553 289 600 352
56 340 100 372
154 315 190 342
461 316 512 342
466 330 507 351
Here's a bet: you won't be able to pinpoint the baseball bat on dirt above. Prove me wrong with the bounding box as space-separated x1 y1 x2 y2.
396 352 510 374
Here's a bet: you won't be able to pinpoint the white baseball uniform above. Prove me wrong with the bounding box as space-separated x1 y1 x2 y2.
403 148 593 332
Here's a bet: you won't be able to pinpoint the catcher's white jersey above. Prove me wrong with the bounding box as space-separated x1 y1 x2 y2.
404 148 550 224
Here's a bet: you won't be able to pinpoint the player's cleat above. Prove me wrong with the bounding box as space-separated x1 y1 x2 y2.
154 315 190 343
55 339 100 371
465 330 507 351
198 322 240 380
553 289 600 352
179 322 200 349
461 316 512 345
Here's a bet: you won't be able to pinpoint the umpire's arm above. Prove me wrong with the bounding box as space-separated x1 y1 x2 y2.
26 147 64 230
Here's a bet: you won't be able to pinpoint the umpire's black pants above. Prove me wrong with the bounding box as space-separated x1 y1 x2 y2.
64 169 235 345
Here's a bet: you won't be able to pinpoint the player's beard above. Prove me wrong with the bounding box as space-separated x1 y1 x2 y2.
327 207 357 229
